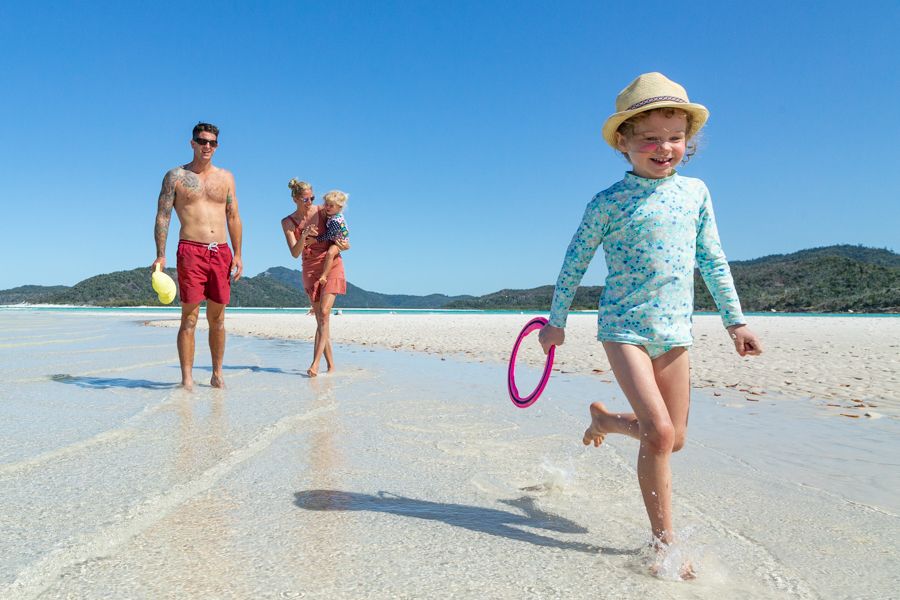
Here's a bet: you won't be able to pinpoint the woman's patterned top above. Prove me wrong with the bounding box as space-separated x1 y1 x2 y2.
548 171 745 345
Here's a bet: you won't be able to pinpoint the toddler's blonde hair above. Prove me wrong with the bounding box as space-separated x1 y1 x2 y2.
323 190 349 208
288 178 312 195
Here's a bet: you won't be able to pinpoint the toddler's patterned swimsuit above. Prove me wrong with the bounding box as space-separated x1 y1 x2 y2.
317 213 349 244
548 171 745 358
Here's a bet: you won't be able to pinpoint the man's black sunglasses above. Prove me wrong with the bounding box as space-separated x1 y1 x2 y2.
193 137 219 148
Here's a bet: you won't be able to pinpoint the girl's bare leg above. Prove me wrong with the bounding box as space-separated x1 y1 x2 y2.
585 347 691 449
318 245 340 285
652 347 691 452
308 293 336 376
598 343 691 546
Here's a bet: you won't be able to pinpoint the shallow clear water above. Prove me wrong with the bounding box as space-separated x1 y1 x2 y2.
3 305 899 317
1 311 897 599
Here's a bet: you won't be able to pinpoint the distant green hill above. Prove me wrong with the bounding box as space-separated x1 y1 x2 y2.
1 245 896 311
0 284 70 305
694 246 900 313
734 245 900 268
445 244 900 313
256 266 474 308
46 269 179 307
444 285 604 311
0 266 473 309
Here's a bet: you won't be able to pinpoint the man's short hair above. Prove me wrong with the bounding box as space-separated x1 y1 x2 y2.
192 122 219 138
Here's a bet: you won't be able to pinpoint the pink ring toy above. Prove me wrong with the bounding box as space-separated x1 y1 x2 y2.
508 316 555 408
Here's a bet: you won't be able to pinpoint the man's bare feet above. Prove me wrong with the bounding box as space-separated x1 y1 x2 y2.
210 374 225 388
583 401 610 447
181 379 194 391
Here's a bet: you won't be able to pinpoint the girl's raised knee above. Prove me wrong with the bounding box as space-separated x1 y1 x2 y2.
642 422 676 454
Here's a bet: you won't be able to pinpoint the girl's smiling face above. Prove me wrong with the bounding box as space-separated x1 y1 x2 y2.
616 111 688 179
324 200 342 217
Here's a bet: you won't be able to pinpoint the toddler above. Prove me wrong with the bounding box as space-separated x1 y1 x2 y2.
316 190 350 288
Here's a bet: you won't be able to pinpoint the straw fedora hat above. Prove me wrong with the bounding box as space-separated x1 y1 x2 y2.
601 72 709 149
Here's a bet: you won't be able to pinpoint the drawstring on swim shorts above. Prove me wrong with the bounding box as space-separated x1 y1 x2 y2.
207 242 219 253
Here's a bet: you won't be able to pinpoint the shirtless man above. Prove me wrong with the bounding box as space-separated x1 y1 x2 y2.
151 122 243 389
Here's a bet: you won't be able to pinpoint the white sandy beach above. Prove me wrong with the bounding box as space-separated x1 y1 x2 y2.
150 312 900 417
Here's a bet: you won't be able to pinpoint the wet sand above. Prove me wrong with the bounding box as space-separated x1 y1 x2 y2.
151 312 900 417
2 310 898 599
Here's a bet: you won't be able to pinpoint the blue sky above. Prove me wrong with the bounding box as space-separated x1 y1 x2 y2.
1 1 897 295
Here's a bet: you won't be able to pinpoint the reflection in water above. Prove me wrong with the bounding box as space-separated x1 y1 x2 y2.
293 376 344 590
294 490 639 556
159 390 244 595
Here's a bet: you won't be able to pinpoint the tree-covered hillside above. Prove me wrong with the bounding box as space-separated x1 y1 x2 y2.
0 266 473 309
1 245 896 312
447 245 900 313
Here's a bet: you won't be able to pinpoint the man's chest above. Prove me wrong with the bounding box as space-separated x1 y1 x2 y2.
176 172 228 204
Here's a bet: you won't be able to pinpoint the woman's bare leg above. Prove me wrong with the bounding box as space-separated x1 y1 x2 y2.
308 293 336 376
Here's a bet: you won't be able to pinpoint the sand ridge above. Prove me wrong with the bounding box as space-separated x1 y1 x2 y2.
148 313 900 418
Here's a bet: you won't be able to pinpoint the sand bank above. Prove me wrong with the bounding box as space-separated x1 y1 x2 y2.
4 310 899 598
149 313 900 417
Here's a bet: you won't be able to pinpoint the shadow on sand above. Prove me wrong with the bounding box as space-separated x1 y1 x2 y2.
51 364 299 389
294 489 640 556
50 374 177 389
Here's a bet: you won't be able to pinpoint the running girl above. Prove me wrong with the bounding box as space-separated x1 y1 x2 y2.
539 72 762 574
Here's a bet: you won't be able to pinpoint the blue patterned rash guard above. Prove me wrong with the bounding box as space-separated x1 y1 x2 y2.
548 171 745 346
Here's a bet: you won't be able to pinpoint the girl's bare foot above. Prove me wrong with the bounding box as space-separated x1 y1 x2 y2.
583 401 610 447
648 540 695 580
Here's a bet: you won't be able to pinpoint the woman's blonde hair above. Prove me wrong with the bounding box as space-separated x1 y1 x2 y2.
288 178 312 195
322 190 349 208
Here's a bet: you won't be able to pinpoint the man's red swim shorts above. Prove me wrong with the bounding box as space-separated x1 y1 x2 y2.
176 240 233 305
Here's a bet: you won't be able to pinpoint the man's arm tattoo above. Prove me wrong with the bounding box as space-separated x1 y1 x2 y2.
154 171 176 257
225 190 235 217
